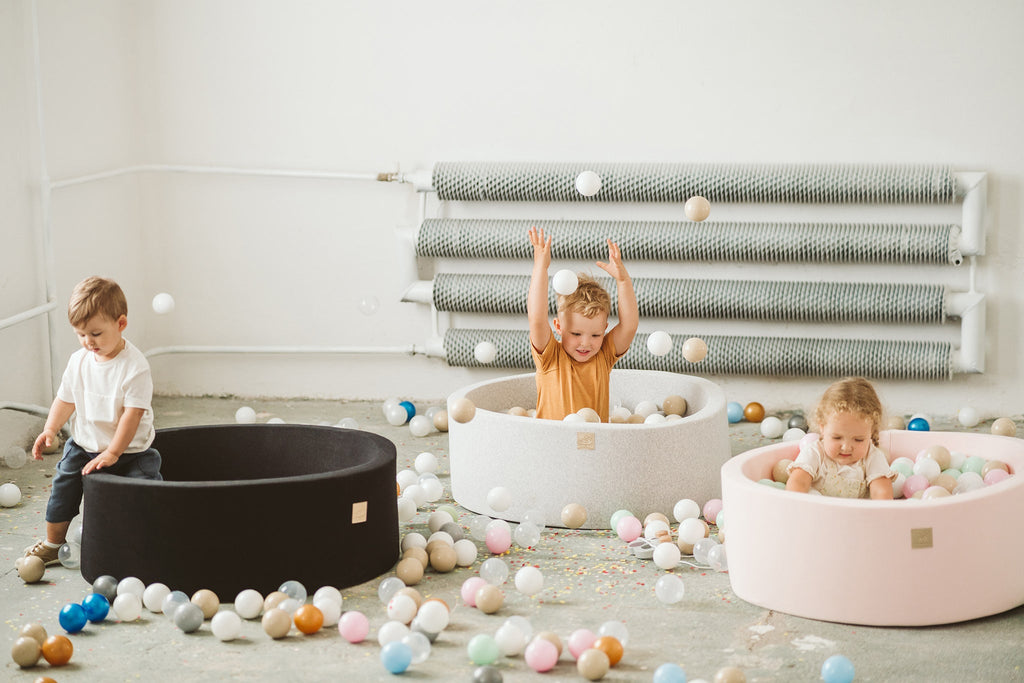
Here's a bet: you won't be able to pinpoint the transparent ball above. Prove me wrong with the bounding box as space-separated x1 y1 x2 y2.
597 620 629 647
654 574 686 605
480 557 509 585
692 537 720 565
4 446 27 469
378 576 406 604
403 631 432 664
278 580 307 603
336 417 360 430
495 621 529 656
513 522 541 548
58 542 81 569
707 544 729 572
521 508 546 530
467 514 491 541
358 295 379 316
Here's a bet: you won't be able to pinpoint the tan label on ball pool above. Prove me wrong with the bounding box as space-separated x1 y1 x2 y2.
577 432 596 450
910 527 933 549
351 501 368 524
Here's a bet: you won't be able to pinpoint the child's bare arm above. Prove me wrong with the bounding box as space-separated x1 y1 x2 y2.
82 407 146 475
527 226 553 353
32 398 75 459
786 468 812 493
868 476 894 500
598 240 639 356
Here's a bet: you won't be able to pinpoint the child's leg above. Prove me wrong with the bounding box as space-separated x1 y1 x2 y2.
43 439 93 544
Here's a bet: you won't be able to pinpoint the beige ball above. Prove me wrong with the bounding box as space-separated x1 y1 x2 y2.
432 409 449 432
884 415 906 430
474 584 504 614
577 407 601 423
261 607 291 639
534 630 563 657
626 414 645 424
20 623 47 646
923 445 952 470
449 398 476 424
42 436 62 455
991 417 1017 437
11 636 42 668
507 406 529 417
662 395 687 416
577 647 611 680
643 512 670 527
561 503 588 529
396 586 424 609
428 545 458 573
715 666 747 683
982 460 1010 477
681 337 708 363
18 555 45 583
402 547 429 569
772 458 792 483
263 591 288 611
396 557 424 585
191 589 220 619
684 195 711 222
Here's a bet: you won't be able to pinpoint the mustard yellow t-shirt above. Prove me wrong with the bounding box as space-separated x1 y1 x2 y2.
531 334 620 422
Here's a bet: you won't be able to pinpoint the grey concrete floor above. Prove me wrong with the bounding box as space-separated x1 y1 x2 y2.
2 397 1023 682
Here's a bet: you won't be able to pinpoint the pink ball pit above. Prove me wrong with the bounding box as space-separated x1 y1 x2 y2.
721 429 1024 626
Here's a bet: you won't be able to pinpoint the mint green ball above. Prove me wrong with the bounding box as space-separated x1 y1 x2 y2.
890 461 914 478
963 455 986 475
609 509 633 530
942 468 962 479
467 634 500 666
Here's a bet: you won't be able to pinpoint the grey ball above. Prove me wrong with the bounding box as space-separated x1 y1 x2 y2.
788 414 809 431
472 665 503 683
92 574 119 602
440 521 465 542
173 602 205 633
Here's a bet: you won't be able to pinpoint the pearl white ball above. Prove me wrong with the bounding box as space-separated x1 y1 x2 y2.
759 416 785 439
474 341 497 364
514 566 545 596
957 406 980 428
234 406 256 424
211 610 242 641
414 452 438 474
647 330 673 356
673 499 701 523
409 415 432 437
684 196 711 222
652 542 681 570
552 269 579 296
575 170 602 197
486 486 512 512
151 292 175 314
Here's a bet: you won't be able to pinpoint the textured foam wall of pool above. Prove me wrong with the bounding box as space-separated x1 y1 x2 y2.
448 369 731 529
81 424 399 596
721 429 1024 626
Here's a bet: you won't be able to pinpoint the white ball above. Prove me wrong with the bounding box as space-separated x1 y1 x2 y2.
653 541 681 570
397 496 417 522
117 576 146 599
644 520 670 539
759 416 785 439
644 413 667 424
427 531 455 547
428 510 455 533
112 593 142 621
494 621 529 656
387 594 419 624
234 589 264 619
416 599 451 633
396 469 419 492
415 452 438 474
142 583 171 613
912 457 941 482
514 566 545 596
486 486 512 512
678 518 707 545
633 400 659 418
684 196 711 222
151 292 175 314
386 404 409 426
957 406 980 428
420 477 444 502
453 538 478 566
562 413 585 423
403 484 427 506
610 406 632 423
576 407 601 423
0 482 22 507
211 610 243 641
401 532 427 551
266 417 285 424
575 170 602 197
673 499 701 523
377 620 410 647
552 269 579 295
314 598 341 627
474 341 498 364
234 406 256 424
409 415 432 437
782 427 806 441
646 331 673 356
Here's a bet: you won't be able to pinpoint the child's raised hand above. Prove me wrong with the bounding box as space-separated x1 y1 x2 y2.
596 239 630 282
528 226 552 270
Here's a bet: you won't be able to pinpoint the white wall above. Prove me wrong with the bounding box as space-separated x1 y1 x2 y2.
5 0 1024 418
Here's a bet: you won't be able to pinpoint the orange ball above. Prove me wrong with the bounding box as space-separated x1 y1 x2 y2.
743 402 765 423
41 634 73 666
593 635 623 667
293 604 324 635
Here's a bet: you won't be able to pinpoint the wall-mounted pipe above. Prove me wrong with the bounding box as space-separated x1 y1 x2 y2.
0 300 57 332
143 341 447 360
955 172 987 257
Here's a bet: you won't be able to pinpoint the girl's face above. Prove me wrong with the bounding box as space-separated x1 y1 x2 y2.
820 411 874 465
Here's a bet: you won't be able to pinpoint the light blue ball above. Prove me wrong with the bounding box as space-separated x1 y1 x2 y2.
907 417 930 431
821 654 855 683
653 662 687 683
727 402 744 423
381 641 413 674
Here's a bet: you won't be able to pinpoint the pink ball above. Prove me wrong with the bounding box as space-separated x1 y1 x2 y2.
485 526 512 554
337 610 369 643
525 636 559 672
461 577 488 607
567 628 597 660
984 469 1011 486
902 474 931 498
615 515 642 542
702 498 723 524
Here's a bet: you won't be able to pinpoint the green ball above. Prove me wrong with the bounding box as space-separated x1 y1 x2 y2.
942 468 962 479
609 509 633 530
436 504 460 522
467 634 500 666
962 455 986 475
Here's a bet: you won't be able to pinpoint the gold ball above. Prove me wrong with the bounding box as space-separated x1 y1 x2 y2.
449 398 476 424
743 402 765 423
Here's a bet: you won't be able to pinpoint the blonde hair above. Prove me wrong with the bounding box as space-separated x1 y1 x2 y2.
813 376 884 445
556 273 611 319
68 277 127 327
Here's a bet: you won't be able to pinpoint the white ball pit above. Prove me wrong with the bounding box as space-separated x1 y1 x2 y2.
721 429 1024 626
448 370 730 529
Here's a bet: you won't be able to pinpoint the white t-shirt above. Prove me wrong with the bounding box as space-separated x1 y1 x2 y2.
787 439 893 498
56 338 155 454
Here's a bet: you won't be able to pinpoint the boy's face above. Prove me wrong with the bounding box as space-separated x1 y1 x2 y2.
74 314 127 362
553 310 608 363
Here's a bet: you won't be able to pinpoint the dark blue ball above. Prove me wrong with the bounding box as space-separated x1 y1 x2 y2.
82 592 110 622
907 417 930 431
59 602 88 633
399 400 416 423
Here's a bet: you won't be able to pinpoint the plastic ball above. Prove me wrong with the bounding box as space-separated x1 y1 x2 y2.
403 631 432 665
449 397 477 423
143 583 171 613
112 593 142 621
552 269 579 295
593 635 624 667
92 574 118 601
234 406 257 424
726 402 744 423
209 610 241 641
378 576 406 605
82 593 110 623
525 636 559 672
4 445 27 468
462 577 489 607
991 417 1017 437
336 417 360 429
715 666 747 682
707 544 729 572
693 536 720 565
386 404 410 426
515 565 545 596
609 508 633 529
338 610 370 643
380 641 413 674
985 469 1011 486
454 538 478 566
821 654 856 683
681 336 708 363
578 647 611 680
654 574 686 604
433 409 449 432
486 486 512 512
782 427 805 442
485 525 512 554
40 634 73 666
647 330 673 356
907 417 930 431
616 515 642 542
575 170 602 197
233 588 263 619
468 633 501 666
759 416 785 438
0 482 22 507
115 576 144 599
653 541 681 569
513 521 541 548
654 663 688 683
416 599 451 633
173 602 204 633
565 628 597 660
397 496 417 522
684 195 711 221
475 584 505 614
408 415 432 437
561 502 588 528
294 604 324 634
633 400 659 418
18 555 45 583
495 621 529 656
58 603 88 634
314 598 341 627
473 665 505 683
387 594 419 624
474 341 498 364
151 292 175 314
957 406 981 428
20 623 47 646
413 451 438 474
743 402 765 422
912 457 941 482
191 588 220 619
597 620 629 647
480 557 510 585
11 635 42 668
672 499 700 522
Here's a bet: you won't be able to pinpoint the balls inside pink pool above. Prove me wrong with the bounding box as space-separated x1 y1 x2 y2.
485 526 512 554
525 637 559 672
984 469 1011 486
337 610 369 643
615 515 642 542
461 577 488 607
702 498 723 524
902 474 931 498
568 628 597 659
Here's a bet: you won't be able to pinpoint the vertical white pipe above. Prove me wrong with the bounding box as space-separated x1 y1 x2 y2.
956 172 987 257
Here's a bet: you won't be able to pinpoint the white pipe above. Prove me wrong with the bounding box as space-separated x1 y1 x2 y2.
949 291 986 374
0 401 50 419
401 280 434 305
50 163 385 189
0 300 57 332
956 172 987 257
144 342 447 359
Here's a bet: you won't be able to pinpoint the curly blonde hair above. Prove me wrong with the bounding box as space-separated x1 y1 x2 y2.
813 376 884 445
68 276 127 327
556 273 611 319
